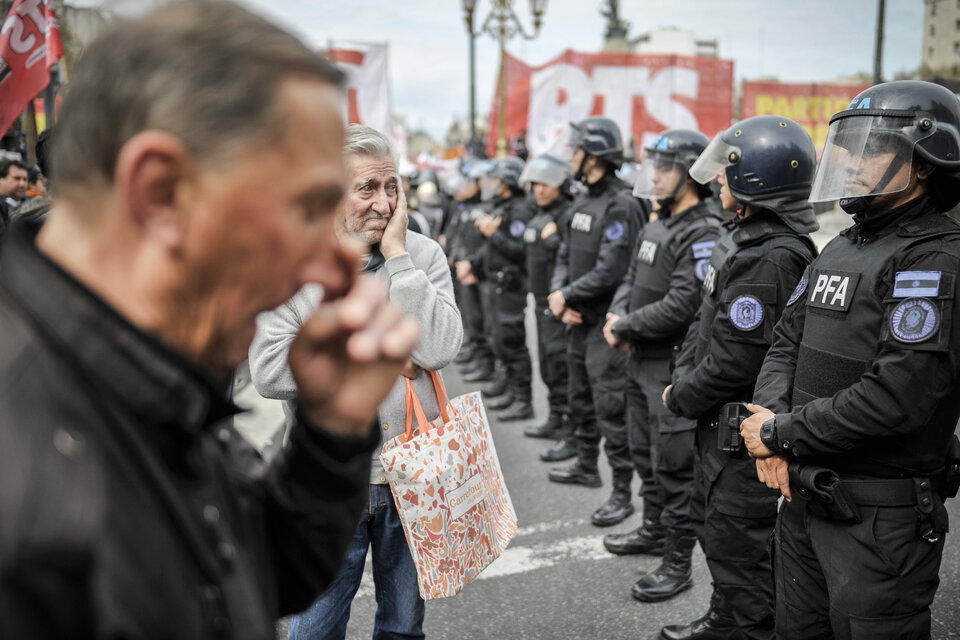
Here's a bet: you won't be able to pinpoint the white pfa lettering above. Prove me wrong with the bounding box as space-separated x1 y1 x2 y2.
637 240 657 264
811 274 849 307
571 212 592 233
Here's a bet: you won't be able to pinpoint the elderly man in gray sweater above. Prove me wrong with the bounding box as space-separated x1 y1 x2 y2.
249 124 462 640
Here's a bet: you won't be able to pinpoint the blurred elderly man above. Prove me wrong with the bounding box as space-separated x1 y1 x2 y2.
0 3 420 638
250 124 462 640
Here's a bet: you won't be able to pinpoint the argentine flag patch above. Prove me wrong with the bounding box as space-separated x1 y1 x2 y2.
893 271 941 298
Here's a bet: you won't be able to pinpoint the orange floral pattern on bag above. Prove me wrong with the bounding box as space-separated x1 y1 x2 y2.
379 374 517 600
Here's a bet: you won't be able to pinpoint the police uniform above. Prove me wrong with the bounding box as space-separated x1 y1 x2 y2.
551 173 643 480
524 197 571 428
450 196 495 374
753 197 960 639
474 193 537 403
667 206 817 639
610 198 722 536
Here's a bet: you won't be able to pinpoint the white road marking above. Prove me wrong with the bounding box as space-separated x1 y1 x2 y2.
353 519 614 598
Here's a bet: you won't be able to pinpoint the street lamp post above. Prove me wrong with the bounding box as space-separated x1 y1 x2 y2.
461 0 547 157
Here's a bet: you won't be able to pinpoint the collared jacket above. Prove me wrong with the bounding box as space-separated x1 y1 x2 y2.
0 222 377 639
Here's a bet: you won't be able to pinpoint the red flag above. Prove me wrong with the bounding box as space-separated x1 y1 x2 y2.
0 0 64 135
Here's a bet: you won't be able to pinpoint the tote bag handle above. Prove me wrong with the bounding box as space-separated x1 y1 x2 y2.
402 371 457 441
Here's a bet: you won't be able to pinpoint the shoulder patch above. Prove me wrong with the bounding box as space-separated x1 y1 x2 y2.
605 220 625 241
890 298 939 343
510 220 526 237
729 295 764 331
893 271 941 298
691 240 716 260
787 272 809 306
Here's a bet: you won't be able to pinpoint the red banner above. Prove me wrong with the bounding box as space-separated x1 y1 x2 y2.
487 50 734 159
740 81 870 151
0 0 63 135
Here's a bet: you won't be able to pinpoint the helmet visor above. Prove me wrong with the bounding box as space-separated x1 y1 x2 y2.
689 134 742 185
809 113 930 203
519 156 570 188
633 149 688 199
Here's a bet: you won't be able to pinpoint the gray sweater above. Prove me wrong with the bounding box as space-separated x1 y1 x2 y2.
248 231 463 484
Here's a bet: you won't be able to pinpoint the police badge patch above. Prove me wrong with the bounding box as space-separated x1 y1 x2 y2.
510 220 526 237
890 297 939 343
605 220 624 241
729 295 764 331
787 272 809 306
694 258 710 282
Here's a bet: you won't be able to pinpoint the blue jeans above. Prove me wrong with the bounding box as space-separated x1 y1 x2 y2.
288 484 425 640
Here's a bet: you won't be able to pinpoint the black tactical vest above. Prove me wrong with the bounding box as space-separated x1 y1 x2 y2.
454 202 489 259
628 202 721 317
567 187 617 283
524 199 568 301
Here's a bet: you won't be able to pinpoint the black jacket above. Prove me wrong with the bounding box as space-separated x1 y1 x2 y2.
610 198 723 357
668 206 818 421
0 222 377 639
754 197 960 478
524 197 570 302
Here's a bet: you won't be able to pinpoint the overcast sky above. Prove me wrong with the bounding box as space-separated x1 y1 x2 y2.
79 0 923 140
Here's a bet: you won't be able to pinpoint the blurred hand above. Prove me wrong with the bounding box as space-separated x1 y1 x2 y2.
541 221 557 239
603 313 621 348
290 277 420 437
476 214 502 238
455 260 473 282
401 358 422 380
380 187 408 259
548 289 566 317
756 455 792 501
561 308 583 325
662 384 677 416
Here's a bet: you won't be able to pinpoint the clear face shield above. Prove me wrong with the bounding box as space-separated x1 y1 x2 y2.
688 134 742 186
519 156 569 189
479 176 503 202
809 112 932 203
632 149 689 200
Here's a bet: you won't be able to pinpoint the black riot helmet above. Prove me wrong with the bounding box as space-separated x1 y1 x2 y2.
690 115 817 210
481 156 524 201
633 129 711 211
568 116 624 173
808 80 960 214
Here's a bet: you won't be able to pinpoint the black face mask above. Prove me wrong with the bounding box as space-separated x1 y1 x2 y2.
838 154 908 216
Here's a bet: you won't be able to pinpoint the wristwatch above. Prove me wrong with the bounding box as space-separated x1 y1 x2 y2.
759 416 779 452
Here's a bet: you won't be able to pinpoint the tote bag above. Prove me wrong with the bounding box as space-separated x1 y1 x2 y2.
379 371 518 599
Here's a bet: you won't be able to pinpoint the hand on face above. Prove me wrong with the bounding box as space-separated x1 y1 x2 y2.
380 186 408 259
290 276 420 437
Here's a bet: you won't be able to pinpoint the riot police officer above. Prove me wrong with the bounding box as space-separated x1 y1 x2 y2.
743 80 960 640
662 116 820 640
450 160 497 381
602 130 723 603
518 155 574 443
468 157 538 421
548 117 644 528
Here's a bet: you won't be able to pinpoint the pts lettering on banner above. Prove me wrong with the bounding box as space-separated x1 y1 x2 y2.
1 0 49 58
528 64 700 156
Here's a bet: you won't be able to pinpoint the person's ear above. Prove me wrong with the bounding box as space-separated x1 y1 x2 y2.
114 130 191 253
915 160 935 181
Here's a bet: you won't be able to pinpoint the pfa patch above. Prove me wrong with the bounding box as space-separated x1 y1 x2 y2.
637 239 658 265
694 258 710 282
893 271 941 298
605 220 625 241
890 298 939 343
510 220 526 237
787 272 809 306
729 295 764 331
523 227 537 244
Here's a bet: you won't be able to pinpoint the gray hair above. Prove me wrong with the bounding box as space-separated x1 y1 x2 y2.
344 124 398 169
53 1 343 188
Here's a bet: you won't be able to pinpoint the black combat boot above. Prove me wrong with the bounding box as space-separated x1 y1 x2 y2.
548 461 602 487
497 394 534 421
539 436 577 462
591 472 635 526
523 409 565 438
481 377 508 398
658 589 739 640
630 529 695 602
602 517 667 556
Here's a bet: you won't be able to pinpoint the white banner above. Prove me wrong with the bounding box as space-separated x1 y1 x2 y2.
324 40 393 138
